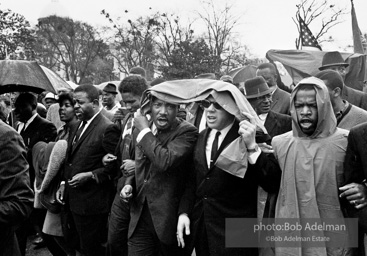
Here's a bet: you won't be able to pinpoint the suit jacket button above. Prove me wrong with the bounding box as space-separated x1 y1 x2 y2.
204 195 207 200
144 179 147 183
206 176 210 180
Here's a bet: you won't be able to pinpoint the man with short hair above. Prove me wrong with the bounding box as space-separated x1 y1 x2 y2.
272 77 352 255
120 95 198 255
103 83 121 114
56 85 115 256
256 63 291 115
14 92 57 254
105 75 149 256
14 92 57 183
315 70 367 130
129 66 146 78
319 51 367 111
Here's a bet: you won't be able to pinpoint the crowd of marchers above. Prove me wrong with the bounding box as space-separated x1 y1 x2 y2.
2 51 367 256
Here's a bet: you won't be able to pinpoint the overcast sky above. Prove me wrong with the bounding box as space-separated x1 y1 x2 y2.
1 0 366 58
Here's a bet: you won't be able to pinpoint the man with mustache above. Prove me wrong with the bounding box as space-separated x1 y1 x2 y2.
272 77 352 256
256 63 291 115
120 95 198 255
56 85 115 256
244 76 292 140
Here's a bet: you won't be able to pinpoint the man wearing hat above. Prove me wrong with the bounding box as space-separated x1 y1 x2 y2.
319 51 367 111
244 76 292 140
103 83 121 115
256 63 291 115
244 76 291 242
43 92 58 111
315 70 367 131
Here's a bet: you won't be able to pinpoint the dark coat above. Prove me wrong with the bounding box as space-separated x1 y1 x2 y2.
63 112 115 215
343 122 367 230
264 110 292 141
342 85 367 111
126 118 198 245
270 87 290 115
0 121 33 256
19 114 57 150
19 114 57 184
188 121 281 255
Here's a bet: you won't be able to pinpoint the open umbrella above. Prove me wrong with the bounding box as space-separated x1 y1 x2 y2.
228 65 257 84
0 60 72 94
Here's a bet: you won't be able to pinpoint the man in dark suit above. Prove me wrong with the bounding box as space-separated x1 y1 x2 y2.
56 85 115 256
341 122 367 255
256 63 290 115
14 92 57 183
177 95 281 255
0 120 33 256
14 92 57 254
120 96 198 255
319 51 367 111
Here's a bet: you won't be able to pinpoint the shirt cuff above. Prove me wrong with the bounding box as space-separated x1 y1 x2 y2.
136 128 152 143
247 147 261 164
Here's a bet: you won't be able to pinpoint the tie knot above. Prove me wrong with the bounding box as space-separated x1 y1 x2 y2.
215 131 221 138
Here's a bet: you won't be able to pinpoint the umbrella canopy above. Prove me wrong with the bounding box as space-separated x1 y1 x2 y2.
228 65 257 84
0 60 71 94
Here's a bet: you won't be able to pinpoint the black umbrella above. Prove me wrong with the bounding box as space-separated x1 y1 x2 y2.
0 60 72 94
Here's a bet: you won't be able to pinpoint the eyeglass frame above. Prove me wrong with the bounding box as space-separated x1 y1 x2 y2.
200 100 223 110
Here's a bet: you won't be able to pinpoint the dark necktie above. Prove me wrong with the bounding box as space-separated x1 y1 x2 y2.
210 131 221 168
73 121 87 146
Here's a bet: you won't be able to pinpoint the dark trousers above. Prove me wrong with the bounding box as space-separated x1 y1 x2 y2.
128 202 184 256
62 206 108 256
106 193 130 256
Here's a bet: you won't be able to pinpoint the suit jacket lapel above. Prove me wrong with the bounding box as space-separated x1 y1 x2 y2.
264 111 277 137
70 113 102 156
270 89 279 110
200 128 211 174
207 121 239 173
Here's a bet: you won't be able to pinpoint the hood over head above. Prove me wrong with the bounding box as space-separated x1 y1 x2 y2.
290 76 336 138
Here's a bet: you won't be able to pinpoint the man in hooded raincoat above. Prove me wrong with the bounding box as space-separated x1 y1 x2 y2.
272 77 352 256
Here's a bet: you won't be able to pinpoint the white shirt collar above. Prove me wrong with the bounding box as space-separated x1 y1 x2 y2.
18 113 38 132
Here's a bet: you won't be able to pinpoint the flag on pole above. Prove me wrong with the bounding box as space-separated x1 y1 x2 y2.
298 15 322 51
351 0 366 54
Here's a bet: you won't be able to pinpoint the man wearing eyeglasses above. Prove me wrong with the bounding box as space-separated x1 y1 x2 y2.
120 96 198 255
256 63 291 115
176 95 281 255
319 51 367 111
244 76 292 141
